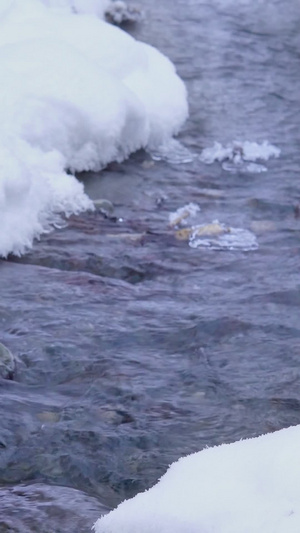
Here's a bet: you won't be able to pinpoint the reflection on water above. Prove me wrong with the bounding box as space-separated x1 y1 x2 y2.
1 0 300 527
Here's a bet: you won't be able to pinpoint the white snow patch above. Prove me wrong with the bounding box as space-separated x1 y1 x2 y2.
0 0 188 256
94 424 300 533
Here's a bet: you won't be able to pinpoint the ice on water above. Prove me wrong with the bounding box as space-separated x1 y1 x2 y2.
94 424 300 533
0 0 188 257
149 139 280 170
200 140 280 173
189 222 258 251
149 138 196 165
168 203 200 227
169 204 258 251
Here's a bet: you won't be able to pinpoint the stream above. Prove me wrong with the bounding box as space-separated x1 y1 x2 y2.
1 0 300 530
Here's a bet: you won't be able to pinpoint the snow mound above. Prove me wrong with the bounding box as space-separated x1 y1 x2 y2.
94 424 300 533
0 0 188 256
0 140 92 257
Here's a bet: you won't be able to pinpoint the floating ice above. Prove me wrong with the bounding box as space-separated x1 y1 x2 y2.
149 138 196 165
189 221 258 251
0 0 188 256
168 208 258 251
199 140 280 173
94 424 300 533
169 203 200 227
222 160 268 174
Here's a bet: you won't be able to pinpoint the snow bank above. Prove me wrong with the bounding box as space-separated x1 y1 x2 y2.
0 0 187 256
94 424 300 533
105 1 144 26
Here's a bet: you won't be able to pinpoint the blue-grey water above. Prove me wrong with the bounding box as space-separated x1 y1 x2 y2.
1 0 300 530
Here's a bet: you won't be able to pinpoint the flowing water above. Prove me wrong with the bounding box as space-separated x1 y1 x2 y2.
1 0 300 530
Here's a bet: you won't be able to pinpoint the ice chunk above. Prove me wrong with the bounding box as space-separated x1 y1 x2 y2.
169 203 200 227
149 138 195 164
168 211 257 252
222 160 268 173
199 140 280 173
189 221 258 251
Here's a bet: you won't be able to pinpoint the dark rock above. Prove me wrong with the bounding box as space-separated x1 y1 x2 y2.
0 342 16 380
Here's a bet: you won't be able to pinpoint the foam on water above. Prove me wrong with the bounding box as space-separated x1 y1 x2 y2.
0 0 188 257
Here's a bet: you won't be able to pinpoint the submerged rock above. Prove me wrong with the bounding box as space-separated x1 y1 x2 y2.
93 199 115 217
175 222 230 242
192 222 229 238
0 342 15 380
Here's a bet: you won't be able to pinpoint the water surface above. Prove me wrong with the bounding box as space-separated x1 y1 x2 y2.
1 0 300 528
